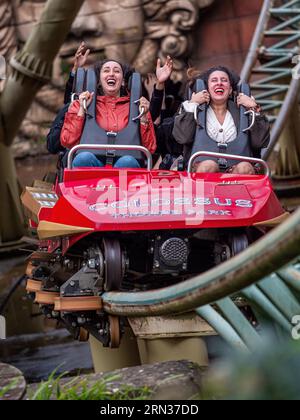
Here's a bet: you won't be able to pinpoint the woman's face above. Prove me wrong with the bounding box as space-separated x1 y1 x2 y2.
100 61 124 97
207 70 232 104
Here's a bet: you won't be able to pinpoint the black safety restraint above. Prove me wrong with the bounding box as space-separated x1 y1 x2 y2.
78 69 144 165
190 79 253 169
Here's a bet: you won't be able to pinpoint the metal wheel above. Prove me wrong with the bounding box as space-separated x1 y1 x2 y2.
108 315 120 348
78 328 89 342
103 238 123 291
231 233 249 256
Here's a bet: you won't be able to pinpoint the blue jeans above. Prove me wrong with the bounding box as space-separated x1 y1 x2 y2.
72 152 140 168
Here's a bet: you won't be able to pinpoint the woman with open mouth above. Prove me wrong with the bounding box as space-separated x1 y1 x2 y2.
60 57 173 168
172 66 270 174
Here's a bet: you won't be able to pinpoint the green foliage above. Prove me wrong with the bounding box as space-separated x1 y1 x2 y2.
202 336 300 400
29 369 152 401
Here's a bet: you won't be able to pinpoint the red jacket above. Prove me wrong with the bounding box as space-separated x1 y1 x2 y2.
60 95 157 154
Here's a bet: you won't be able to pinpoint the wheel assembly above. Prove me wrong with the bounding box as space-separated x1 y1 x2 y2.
103 238 124 291
78 328 89 342
231 232 249 256
108 315 120 348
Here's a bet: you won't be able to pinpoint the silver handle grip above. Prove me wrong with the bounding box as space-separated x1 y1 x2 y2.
243 110 256 133
67 144 153 170
132 106 146 122
71 93 78 103
83 98 88 114
187 151 270 177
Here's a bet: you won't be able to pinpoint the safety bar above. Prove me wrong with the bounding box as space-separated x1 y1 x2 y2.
67 144 153 170
187 151 270 177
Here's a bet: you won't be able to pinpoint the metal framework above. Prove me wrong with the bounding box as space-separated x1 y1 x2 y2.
241 0 300 185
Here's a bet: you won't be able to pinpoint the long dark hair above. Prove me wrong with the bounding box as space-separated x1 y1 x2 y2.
94 60 134 96
186 65 240 97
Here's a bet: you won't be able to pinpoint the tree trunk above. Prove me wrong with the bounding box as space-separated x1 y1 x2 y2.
0 0 84 246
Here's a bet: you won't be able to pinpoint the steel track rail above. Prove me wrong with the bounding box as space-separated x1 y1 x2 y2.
241 0 300 157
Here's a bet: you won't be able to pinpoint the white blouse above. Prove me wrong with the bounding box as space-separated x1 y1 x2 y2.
182 101 237 144
206 106 237 144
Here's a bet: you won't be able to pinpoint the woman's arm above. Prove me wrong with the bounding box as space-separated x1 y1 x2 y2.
148 56 174 122
60 101 85 148
137 97 157 154
149 87 164 122
64 74 74 105
237 93 270 151
47 104 69 154
250 114 270 150
172 90 210 145
140 111 157 154
64 42 90 105
172 110 197 145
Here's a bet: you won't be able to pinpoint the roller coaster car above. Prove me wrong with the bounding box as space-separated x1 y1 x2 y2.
22 71 288 347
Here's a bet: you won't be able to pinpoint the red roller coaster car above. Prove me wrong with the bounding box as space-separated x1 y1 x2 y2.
21 72 288 347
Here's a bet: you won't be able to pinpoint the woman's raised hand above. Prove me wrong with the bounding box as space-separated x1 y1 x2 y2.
138 96 150 114
138 96 150 124
144 73 157 99
237 93 258 110
156 56 173 87
191 90 210 105
78 91 94 115
72 42 90 73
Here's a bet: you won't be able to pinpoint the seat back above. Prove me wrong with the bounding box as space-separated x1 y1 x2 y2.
190 79 253 168
78 69 144 162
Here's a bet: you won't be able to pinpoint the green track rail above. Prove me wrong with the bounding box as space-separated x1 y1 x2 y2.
103 209 300 350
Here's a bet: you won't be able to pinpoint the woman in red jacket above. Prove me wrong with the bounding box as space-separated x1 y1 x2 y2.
61 58 172 168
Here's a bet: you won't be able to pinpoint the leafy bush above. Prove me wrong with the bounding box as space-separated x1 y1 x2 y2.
202 336 300 400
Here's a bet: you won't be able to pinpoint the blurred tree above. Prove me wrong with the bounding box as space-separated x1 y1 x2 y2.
0 0 84 247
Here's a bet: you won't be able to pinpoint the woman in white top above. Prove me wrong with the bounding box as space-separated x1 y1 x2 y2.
172 66 270 174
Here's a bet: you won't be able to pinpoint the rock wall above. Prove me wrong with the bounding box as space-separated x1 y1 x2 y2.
192 0 263 72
